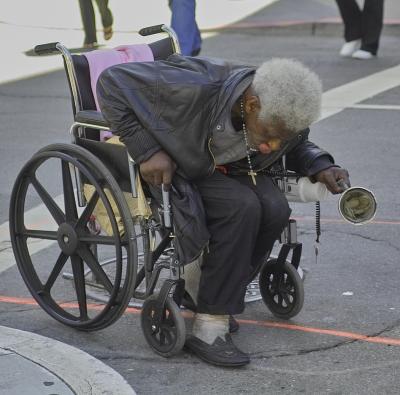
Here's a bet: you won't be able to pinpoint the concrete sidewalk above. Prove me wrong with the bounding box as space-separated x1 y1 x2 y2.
0 0 275 84
0 325 135 395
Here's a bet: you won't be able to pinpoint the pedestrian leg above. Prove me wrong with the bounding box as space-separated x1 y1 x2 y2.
94 0 114 40
170 0 202 55
79 0 98 46
336 0 363 42
361 0 384 55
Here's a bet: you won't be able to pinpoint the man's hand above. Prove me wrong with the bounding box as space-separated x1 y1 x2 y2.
314 167 350 194
139 150 177 189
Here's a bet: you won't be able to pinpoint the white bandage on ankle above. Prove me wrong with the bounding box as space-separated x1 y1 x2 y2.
192 313 229 345
182 257 202 305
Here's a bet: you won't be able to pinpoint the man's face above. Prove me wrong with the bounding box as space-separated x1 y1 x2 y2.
245 109 290 155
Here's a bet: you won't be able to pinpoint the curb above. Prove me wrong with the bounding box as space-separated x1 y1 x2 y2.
0 325 135 395
201 19 400 37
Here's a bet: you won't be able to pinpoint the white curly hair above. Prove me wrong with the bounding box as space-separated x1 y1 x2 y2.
252 58 322 134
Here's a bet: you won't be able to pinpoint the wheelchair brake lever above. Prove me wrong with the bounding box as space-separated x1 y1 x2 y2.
162 184 172 228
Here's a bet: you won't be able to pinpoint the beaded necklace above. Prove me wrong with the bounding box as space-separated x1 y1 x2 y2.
240 97 257 185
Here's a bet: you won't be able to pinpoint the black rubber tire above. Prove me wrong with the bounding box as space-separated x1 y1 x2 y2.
141 294 186 357
259 259 304 319
9 143 137 330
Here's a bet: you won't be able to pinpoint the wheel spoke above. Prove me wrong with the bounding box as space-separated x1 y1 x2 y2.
161 325 175 344
282 293 292 307
287 289 295 296
75 190 99 229
61 161 78 222
23 229 58 240
77 245 114 293
43 252 69 293
159 330 166 346
31 176 65 225
70 254 88 319
79 234 119 246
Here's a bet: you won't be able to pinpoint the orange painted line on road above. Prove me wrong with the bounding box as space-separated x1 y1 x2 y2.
293 216 400 225
238 319 400 346
1 294 400 346
0 295 141 313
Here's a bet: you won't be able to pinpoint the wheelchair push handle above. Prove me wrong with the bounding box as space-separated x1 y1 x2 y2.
34 42 60 56
162 184 172 228
139 24 165 36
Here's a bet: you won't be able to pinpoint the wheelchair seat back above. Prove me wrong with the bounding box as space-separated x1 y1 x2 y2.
67 37 175 127
62 37 176 183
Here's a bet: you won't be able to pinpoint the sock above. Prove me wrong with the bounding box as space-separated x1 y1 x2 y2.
182 256 202 304
192 313 229 345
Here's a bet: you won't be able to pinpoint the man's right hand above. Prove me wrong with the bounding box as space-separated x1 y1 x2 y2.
139 150 176 189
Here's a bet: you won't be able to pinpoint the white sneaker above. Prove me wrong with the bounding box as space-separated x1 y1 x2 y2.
339 39 361 57
352 49 374 60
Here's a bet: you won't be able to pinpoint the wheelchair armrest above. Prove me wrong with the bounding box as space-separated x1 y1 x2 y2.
75 110 109 128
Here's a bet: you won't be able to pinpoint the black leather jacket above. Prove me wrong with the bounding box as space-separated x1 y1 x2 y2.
97 54 334 179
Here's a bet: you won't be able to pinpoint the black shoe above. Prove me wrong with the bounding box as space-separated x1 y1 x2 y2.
185 334 250 367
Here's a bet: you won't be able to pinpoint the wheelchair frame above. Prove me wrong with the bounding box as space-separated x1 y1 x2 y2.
9 25 306 357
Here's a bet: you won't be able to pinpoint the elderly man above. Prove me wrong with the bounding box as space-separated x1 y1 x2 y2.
97 55 350 367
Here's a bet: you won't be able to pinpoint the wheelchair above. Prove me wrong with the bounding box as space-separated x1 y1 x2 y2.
9 25 307 358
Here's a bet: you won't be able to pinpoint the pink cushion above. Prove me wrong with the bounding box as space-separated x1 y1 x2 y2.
83 44 154 139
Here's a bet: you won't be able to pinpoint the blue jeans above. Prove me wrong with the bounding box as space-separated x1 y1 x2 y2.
170 0 202 56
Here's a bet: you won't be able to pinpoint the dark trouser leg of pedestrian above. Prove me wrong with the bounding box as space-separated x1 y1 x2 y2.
336 0 363 41
361 0 384 55
79 0 98 46
94 0 113 40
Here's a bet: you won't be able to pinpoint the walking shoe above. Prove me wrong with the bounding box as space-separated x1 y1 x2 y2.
83 42 98 49
339 39 360 57
352 50 374 60
185 334 250 367
103 26 113 41
181 292 240 333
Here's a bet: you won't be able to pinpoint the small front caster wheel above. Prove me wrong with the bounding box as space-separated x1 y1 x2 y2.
259 259 304 319
141 294 186 357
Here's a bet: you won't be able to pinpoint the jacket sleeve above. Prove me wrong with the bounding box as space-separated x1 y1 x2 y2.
285 129 336 176
96 67 161 164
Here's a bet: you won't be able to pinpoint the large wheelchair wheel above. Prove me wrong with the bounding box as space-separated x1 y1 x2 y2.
141 294 186 357
259 259 304 319
9 143 137 330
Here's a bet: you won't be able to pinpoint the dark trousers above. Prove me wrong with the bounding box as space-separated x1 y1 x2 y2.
194 171 291 315
336 0 384 55
79 0 113 45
